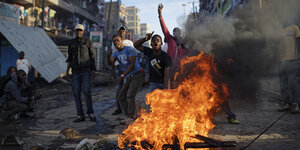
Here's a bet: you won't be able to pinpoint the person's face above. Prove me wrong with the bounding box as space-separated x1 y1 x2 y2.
19 52 24 58
17 71 26 83
173 28 181 38
10 68 17 74
113 36 123 50
118 29 126 39
151 36 162 50
75 29 84 38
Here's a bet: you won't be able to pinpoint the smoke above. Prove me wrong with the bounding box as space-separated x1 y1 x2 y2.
183 0 300 99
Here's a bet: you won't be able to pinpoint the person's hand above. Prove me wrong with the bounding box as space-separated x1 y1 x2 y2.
158 3 163 16
109 73 115 80
66 71 71 81
145 31 154 41
91 70 96 79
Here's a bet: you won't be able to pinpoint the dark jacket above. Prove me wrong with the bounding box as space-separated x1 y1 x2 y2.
66 37 96 72
0 73 28 106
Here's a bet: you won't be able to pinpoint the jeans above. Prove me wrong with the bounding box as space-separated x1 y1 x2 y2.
72 71 94 116
280 60 299 104
148 82 165 93
118 71 145 118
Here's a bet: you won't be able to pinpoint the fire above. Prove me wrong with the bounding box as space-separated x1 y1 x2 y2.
118 52 229 149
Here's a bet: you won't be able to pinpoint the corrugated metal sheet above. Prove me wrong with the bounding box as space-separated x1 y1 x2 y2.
0 19 67 83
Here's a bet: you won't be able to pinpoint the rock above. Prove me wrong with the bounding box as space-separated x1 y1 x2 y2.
59 128 82 139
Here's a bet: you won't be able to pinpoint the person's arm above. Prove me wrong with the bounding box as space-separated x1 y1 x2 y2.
122 56 135 77
134 32 154 52
7 82 28 103
158 5 172 42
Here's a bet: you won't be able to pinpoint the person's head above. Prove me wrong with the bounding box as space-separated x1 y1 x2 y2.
112 35 124 50
173 27 181 38
19 51 25 59
150 34 162 51
17 69 26 83
6 66 17 76
74 24 84 38
118 26 127 39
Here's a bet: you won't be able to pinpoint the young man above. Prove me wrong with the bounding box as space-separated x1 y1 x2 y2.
278 25 300 114
66 24 96 122
134 32 172 92
158 4 189 68
108 26 134 116
16 51 31 75
0 70 30 121
107 35 145 120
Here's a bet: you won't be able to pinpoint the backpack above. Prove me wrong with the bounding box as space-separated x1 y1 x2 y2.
0 75 11 97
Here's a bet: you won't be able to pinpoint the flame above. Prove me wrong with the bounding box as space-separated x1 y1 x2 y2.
118 52 229 149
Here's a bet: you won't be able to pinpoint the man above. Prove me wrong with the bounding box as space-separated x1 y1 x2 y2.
107 35 145 120
0 70 29 121
66 24 96 122
134 32 172 92
16 51 31 75
158 4 189 68
108 26 135 116
278 25 300 114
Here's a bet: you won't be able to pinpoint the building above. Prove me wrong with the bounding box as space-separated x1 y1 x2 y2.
126 6 140 41
140 23 150 37
105 0 128 46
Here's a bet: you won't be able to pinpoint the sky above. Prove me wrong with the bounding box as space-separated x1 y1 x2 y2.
105 0 196 37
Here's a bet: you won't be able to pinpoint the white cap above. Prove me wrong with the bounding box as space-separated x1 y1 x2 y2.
74 24 84 30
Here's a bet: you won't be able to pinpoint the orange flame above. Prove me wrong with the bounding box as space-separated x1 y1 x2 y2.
118 52 229 149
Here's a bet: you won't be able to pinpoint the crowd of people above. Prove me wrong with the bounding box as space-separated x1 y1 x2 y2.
1 4 299 126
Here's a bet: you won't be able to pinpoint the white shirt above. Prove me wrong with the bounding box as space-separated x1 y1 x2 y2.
16 58 31 74
161 43 168 53
111 39 139 65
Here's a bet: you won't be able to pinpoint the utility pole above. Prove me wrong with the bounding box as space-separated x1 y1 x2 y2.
105 0 112 51
41 0 45 29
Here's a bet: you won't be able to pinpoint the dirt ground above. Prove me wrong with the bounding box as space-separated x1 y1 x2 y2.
0 72 300 150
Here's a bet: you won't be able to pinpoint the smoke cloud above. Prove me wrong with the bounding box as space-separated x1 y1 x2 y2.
183 0 300 99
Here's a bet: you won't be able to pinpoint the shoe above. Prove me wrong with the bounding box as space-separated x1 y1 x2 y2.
73 116 85 123
88 114 96 122
20 112 35 118
112 108 122 115
228 118 240 124
290 103 300 114
278 103 290 112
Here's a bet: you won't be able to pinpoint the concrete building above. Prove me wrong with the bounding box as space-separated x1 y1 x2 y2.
105 0 128 46
126 6 140 41
140 23 150 37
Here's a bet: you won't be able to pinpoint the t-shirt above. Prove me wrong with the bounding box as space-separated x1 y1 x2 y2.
112 46 142 78
143 47 172 83
16 58 30 74
111 39 135 66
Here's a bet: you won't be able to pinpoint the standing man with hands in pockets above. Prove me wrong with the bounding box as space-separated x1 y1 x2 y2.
66 24 96 123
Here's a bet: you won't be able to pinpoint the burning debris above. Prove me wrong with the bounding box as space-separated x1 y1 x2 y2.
118 53 229 149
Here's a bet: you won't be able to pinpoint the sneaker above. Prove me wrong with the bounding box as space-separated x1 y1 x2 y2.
228 118 240 124
88 114 96 122
120 117 134 125
112 108 122 115
290 103 300 114
73 116 85 123
278 103 290 112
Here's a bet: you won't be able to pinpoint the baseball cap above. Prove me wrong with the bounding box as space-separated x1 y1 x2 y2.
118 25 127 31
74 24 84 30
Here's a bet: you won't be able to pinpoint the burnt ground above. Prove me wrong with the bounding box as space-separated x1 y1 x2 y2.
0 72 300 150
